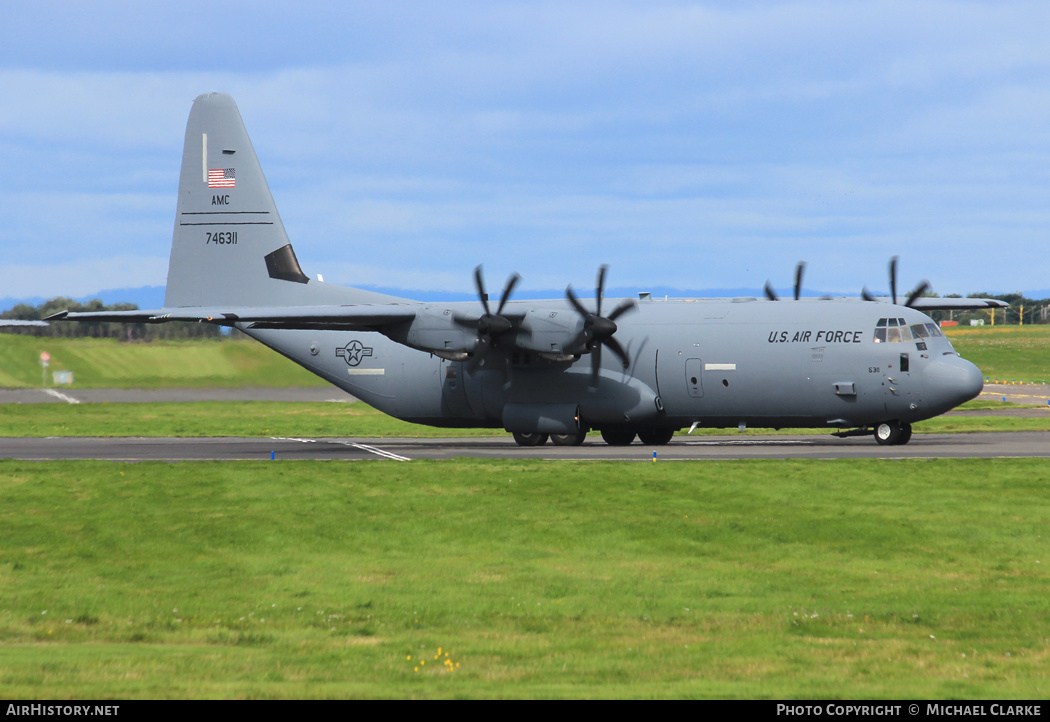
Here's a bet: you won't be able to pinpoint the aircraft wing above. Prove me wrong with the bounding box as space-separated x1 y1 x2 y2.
45 304 420 330
886 297 1008 310
0 319 49 327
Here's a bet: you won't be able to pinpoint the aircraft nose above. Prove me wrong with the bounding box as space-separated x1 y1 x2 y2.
923 355 984 412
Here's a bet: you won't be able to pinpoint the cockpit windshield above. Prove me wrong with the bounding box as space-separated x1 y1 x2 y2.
873 318 944 343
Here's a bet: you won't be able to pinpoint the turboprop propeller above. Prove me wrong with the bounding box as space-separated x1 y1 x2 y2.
565 265 636 386
454 265 521 371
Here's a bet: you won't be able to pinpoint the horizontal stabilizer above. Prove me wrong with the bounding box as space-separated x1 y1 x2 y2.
47 304 419 331
0 319 49 327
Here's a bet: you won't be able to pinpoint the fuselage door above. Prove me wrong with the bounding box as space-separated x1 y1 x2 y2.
655 346 703 416
686 358 704 398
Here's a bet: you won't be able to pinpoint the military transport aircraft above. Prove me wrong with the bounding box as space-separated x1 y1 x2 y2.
48 93 1007 447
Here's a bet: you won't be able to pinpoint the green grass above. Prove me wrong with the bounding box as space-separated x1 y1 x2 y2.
945 326 1050 383
0 401 506 438
1 400 1048 438
0 458 1047 698
0 335 324 388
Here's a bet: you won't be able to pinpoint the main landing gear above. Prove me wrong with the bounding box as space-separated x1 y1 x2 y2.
510 432 588 446
511 428 677 447
511 432 548 447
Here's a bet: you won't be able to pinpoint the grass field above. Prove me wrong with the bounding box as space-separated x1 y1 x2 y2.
945 326 1050 383
1 458 1048 699
2 326 1048 699
0 335 324 389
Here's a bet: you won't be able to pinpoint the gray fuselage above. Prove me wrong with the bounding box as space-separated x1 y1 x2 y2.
245 295 983 434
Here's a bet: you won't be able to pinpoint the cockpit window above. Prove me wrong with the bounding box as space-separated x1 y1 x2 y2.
874 318 925 343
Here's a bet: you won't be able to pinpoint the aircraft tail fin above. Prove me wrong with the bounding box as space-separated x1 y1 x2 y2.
165 93 395 307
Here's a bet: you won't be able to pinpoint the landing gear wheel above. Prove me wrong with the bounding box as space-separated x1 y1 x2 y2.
637 428 675 445
874 421 902 446
512 432 549 447
600 429 636 446
897 423 912 445
551 432 586 446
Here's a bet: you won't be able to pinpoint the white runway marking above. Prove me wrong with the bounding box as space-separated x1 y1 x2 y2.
343 441 411 461
271 437 410 461
682 439 812 446
43 389 80 404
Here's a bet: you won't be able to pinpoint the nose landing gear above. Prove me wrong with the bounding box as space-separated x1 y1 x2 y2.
874 421 913 446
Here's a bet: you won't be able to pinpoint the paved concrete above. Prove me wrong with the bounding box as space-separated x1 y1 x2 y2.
0 387 356 404
2 432 1048 462
979 383 1050 406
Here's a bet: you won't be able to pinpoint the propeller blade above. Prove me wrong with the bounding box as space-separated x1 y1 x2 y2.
889 256 898 305
595 264 608 316
861 287 877 302
590 345 602 386
496 272 521 315
565 285 589 318
794 261 806 301
604 336 630 370
473 265 491 315
606 298 636 322
904 280 931 308
764 281 778 301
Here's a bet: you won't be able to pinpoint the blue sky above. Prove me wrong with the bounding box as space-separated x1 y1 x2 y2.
2 1 1049 305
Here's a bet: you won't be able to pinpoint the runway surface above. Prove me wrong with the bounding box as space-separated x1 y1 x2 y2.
3 431 1049 462
0 387 355 404
2 384 1047 461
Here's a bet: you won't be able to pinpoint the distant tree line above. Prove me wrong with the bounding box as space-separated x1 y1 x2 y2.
1 298 235 340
